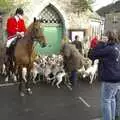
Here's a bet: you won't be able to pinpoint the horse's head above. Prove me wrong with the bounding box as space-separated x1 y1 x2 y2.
30 17 47 47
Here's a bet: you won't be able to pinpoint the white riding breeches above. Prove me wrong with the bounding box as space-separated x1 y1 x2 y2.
6 37 17 48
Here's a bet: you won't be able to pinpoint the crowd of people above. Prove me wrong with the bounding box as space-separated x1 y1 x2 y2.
62 32 120 120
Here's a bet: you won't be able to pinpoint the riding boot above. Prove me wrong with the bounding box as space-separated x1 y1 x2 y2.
6 47 9 56
5 47 11 66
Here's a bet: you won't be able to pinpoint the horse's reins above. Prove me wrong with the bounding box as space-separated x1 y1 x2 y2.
31 41 38 61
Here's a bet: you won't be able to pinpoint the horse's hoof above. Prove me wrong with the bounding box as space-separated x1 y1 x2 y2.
13 76 17 82
89 81 93 84
33 81 36 84
56 85 60 88
28 90 32 95
20 92 25 97
27 88 32 95
5 77 8 82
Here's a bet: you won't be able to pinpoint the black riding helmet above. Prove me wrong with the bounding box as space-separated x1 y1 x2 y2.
15 8 24 15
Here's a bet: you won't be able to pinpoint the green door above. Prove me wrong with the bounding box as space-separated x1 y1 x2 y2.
35 4 64 55
35 26 63 55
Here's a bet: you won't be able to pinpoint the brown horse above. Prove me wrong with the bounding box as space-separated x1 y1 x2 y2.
5 18 47 96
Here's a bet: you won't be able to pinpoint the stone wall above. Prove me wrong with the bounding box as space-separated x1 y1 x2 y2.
24 0 90 30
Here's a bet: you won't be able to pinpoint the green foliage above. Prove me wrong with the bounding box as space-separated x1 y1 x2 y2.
0 0 14 13
0 0 30 14
14 0 30 9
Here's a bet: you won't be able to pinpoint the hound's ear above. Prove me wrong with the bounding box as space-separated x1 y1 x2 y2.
34 17 37 22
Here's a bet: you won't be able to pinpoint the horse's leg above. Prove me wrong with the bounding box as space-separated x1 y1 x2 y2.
4 58 11 82
4 54 16 82
4 47 13 82
10 61 17 82
22 67 27 83
1 63 6 76
25 68 32 95
4 66 9 82
18 66 25 96
13 63 17 82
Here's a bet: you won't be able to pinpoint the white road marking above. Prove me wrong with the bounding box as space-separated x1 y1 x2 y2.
78 96 91 108
91 118 101 120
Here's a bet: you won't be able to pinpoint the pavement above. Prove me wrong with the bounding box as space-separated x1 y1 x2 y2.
0 77 101 120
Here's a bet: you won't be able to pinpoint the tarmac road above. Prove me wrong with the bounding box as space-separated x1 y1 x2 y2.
0 78 101 120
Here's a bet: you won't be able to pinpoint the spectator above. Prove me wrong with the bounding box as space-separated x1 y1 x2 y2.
72 35 83 54
88 36 98 65
61 43 85 87
88 31 120 120
90 36 98 49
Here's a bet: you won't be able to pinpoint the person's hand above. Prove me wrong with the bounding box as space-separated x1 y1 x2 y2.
16 32 24 38
16 32 21 38
16 32 20 36
20 32 24 37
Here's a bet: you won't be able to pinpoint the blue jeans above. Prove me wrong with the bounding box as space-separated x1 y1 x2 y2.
70 70 77 86
101 82 120 120
116 89 120 117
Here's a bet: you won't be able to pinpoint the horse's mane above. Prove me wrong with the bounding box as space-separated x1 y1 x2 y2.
18 23 34 43
27 22 33 32
27 22 45 38
19 21 47 44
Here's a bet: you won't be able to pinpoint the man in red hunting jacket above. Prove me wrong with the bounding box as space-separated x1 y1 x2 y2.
6 8 27 48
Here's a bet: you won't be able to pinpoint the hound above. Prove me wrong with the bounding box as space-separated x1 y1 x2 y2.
82 59 98 84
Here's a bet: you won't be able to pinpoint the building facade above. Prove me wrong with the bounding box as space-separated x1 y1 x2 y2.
104 12 120 34
4 0 103 55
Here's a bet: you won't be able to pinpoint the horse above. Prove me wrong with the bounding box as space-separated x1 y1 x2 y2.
5 17 47 96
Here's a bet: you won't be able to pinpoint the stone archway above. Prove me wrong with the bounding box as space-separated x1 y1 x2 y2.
24 0 69 55
25 0 69 30
35 4 64 55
